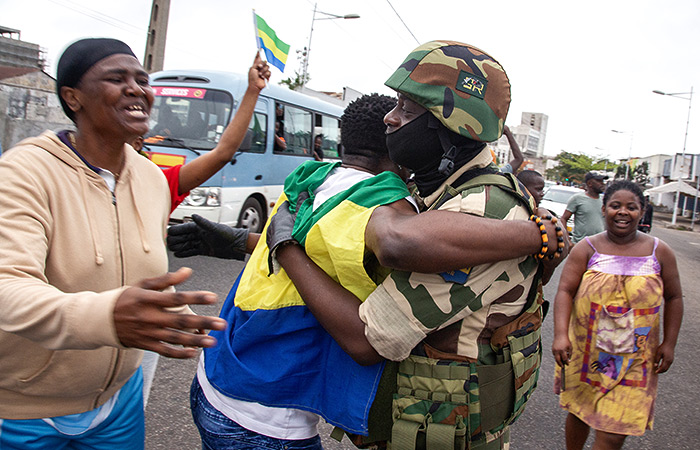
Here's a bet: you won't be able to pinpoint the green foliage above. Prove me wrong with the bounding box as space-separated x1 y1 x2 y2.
279 71 309 91
615 163 628 179
634 161 650 185
545 151 617 185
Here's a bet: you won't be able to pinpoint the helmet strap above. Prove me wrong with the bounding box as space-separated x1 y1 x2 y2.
429 115 458 178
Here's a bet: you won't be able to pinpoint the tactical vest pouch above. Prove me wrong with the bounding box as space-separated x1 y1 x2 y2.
389 321 542 450
390 356 479 450
508 327 542 418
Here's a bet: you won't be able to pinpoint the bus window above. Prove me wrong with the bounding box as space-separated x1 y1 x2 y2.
239 112 267 153
146 88 233 150
317 114 340 159
279 105 312 156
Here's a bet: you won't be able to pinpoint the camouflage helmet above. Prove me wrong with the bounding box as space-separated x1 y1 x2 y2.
385 40 511 142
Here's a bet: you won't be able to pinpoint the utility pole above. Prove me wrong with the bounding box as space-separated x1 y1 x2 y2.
143 0 170 73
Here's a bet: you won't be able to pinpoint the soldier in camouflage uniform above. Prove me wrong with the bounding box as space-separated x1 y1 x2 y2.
275 41 562 449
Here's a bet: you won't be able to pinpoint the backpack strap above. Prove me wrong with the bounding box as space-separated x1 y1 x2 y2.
428 170 535 215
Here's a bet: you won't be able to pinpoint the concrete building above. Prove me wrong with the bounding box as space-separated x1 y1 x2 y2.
632 153 673 188
0 28 70 153
0 66 72 152
488 111 549 174
651 153 700 214
0 26 45 70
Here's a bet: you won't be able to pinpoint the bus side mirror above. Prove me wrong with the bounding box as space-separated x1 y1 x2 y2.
231 130 253 165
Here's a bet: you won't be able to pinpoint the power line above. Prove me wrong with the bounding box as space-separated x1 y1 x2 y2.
47 0 146 35
384 0 419 45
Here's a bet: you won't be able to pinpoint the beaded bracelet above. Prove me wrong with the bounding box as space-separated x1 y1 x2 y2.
549 216 566 259
529 215 548 259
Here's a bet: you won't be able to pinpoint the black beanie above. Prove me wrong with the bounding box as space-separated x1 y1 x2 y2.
56 38 137 122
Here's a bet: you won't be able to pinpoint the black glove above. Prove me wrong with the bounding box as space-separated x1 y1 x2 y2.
167 214 248 260
266 192 308 275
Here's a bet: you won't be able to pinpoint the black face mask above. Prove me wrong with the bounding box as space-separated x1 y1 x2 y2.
386 112 486 196
386 113 447 196
386 112 443 173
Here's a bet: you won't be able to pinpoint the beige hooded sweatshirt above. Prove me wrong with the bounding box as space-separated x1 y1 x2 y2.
0 131 172 419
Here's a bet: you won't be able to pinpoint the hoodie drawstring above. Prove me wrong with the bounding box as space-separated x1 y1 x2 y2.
77 170 105 265
127 178 151 254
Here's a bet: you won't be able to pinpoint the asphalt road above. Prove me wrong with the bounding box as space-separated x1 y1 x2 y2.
145 225 700 449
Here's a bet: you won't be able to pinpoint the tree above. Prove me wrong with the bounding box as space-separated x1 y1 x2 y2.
279 71 309 91
545 151 617 185
615 162 628 179
634 161 650 186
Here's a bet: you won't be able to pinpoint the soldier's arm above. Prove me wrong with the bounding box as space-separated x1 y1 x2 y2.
365 200 561 273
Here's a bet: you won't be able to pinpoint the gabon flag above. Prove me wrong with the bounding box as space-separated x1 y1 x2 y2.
253 11 290 72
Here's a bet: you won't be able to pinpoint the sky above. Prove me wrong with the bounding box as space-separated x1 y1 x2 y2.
3 0 700 161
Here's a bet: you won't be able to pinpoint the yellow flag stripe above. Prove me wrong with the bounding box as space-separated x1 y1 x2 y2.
258 29 289 64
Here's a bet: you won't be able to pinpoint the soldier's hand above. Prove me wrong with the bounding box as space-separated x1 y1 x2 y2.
113 268 227 359
538 208 570 261
266 200 298 275
167 214 248 260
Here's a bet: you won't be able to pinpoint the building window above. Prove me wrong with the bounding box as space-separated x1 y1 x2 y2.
150 29 156 47
153 4 159 21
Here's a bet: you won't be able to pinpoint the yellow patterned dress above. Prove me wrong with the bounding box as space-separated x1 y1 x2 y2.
555 237 663 436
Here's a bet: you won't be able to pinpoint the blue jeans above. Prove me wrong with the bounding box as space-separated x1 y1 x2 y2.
190 377 323 450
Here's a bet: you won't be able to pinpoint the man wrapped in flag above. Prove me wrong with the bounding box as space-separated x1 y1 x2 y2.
183 94 413 449
254 12 290 72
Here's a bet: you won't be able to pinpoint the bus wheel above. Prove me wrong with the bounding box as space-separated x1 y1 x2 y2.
238 198 264 233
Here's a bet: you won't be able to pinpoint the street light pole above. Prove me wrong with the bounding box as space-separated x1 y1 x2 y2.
594 147 610 173
692 154 700 230
653 87 693 226
301 3 359 88
611 130 634 180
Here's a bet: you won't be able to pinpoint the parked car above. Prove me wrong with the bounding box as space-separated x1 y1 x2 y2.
540 185 584 229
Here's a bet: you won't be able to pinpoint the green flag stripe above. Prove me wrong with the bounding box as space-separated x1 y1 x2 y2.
256 14 290 60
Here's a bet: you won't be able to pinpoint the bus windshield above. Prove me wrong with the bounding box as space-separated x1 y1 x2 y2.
145 87 233 150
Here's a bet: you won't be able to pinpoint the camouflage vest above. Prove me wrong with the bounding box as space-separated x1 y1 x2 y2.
337 172 544 450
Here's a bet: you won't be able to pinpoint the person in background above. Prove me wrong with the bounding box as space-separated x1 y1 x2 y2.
312 134 324 161
500 125 524 173
152 103 182 137
0 38 226 450
273 120 287 152
638 195 653 233
562 172 608 244
517 170 546 207
552 180 682 450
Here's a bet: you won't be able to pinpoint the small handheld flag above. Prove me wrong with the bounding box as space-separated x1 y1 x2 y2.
253 11 290 73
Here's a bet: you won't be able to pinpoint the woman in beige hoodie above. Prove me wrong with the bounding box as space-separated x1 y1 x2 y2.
0 38 225 450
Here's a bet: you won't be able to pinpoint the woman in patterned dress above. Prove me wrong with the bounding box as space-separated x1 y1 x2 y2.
551 180 683 450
